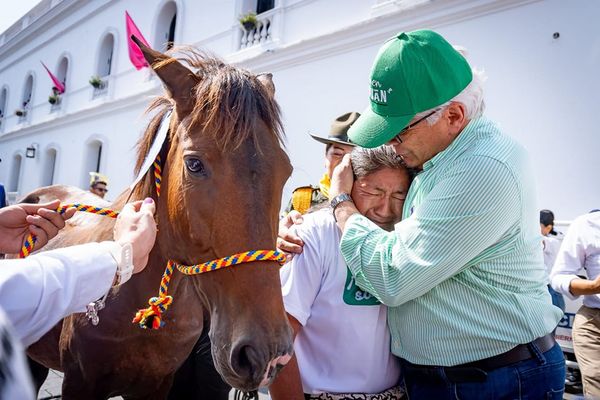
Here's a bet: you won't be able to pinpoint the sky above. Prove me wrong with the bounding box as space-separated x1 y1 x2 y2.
0 1 42 34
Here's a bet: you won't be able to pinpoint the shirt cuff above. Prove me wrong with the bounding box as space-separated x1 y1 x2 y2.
340 213 379 276
284 303 309 326
551 274 580 301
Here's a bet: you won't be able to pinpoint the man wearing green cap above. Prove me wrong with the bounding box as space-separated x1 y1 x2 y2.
284 30 565 398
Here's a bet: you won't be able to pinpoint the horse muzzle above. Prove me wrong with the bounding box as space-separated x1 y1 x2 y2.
218 336 293 391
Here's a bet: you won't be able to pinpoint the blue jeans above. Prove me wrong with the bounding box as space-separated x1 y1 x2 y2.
401 343 566 399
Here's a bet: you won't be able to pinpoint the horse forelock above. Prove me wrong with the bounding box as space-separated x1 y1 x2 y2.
132 48 285 199
188 59 285 153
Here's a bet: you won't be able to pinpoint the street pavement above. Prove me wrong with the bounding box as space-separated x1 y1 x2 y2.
37 370 270 399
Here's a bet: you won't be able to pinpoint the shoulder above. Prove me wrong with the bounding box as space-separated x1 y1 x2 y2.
296 208 337 238
571 212 600 233
292 185 317 194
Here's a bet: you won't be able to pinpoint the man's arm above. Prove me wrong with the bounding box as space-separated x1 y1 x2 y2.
272 213 326 399
0 198 156 346
551 215 599 296
338 156 520 307
269 316 304 400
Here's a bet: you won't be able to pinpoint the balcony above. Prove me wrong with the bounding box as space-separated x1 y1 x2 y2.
91 79 109 99
238 9 277 50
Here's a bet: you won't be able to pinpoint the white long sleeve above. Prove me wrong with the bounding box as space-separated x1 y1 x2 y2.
550 212 600 308
0 242 119 346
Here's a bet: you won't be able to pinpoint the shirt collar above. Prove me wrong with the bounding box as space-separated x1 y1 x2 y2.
422 117 489 171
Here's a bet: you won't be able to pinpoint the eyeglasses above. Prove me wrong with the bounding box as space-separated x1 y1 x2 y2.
95 187 108 193
392 109 439 144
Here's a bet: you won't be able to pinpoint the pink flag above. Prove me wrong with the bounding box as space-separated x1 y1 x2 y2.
126 11 150 70
40 62 65 93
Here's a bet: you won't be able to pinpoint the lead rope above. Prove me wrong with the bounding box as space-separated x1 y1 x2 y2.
19 155 285 329
19 205 119 258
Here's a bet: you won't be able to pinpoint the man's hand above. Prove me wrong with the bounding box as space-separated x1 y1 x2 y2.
113 198 157 273
277 210 304 259
329 154 354 199
330 154 360 231
0 200 76 254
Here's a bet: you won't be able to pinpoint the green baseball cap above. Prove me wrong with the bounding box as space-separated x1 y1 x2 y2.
349 30 473 148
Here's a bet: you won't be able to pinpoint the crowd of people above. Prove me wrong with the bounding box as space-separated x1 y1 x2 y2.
0 28 598 400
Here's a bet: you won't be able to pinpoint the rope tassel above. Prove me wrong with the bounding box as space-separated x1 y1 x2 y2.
132 295 173 330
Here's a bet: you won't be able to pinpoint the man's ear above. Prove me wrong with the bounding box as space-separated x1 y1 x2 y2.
445 102 467 136
130 35 198 115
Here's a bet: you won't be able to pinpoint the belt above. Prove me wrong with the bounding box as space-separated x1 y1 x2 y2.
461 333 556 371
403 334 556 383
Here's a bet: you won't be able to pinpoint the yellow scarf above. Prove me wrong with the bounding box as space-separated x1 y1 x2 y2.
319 173 331 200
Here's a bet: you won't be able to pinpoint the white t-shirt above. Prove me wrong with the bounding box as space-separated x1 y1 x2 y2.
543 232 563 280
281 209 400 395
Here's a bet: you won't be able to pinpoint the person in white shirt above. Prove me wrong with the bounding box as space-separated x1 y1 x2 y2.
0 198 157 399
270 146 411 400
550 210 600 398
540 209 565 312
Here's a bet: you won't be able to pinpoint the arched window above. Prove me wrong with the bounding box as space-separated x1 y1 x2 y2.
82 140 103 188
97 33 115 77
256 0 274 14
56 57 69 92
21 75 34 110
9 153 23 192
0 86 7 128
42 147 58 186
242 0 275 14
154 2 177 51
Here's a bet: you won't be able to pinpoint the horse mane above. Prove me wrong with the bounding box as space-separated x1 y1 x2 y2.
132 47 285 199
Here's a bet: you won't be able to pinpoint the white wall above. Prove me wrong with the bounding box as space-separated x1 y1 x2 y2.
0 0 598 221
271 0 600 220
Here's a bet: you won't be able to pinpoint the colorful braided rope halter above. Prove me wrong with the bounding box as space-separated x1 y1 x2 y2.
19 154 286 329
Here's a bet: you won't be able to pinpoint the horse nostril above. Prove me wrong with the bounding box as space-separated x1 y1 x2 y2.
230 341 260 378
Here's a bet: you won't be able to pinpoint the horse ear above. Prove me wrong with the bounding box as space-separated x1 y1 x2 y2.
131 35 198 114
257 73 276 98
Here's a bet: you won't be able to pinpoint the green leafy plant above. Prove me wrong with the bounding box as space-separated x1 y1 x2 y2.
89 75 103 88
48 93 60 104
239 12 258 31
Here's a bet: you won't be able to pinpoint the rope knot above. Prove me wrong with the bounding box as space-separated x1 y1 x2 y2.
132 295 173 330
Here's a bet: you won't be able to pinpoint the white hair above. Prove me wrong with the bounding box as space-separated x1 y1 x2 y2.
416 46 487 125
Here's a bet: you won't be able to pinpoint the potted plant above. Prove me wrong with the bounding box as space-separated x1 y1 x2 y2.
48 93 60 104
239 12 257 32
89 75 103 89
15 109 26 117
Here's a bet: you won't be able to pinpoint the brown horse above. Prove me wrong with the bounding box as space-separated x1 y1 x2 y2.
24 39 293 398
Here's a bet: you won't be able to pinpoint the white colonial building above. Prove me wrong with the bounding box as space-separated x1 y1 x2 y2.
0 0 598 219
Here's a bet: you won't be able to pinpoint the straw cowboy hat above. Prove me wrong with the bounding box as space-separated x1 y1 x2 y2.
309 112 360 146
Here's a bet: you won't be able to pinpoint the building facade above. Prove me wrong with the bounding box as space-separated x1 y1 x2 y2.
0 0 598 219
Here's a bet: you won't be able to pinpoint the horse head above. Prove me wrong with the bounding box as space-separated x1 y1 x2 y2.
131 37 293 390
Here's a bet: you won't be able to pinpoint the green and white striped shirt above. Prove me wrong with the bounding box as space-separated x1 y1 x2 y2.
340 117 562 366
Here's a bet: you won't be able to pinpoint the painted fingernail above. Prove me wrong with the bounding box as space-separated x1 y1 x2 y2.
143 197 154 204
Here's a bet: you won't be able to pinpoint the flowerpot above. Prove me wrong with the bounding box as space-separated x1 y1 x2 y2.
48 98 57 104
242 21 256 32
15 110 24 117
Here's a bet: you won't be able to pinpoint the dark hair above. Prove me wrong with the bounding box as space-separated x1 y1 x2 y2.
91 181 107 188
540 209 557 235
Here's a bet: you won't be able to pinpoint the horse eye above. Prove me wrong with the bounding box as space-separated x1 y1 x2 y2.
185 157 207 176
